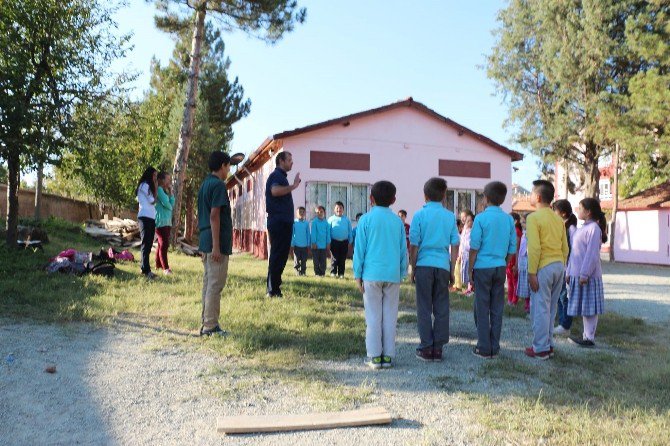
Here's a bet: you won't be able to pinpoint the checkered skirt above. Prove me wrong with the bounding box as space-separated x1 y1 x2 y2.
567 276 605 316
516 256 530 298
460 251 470 284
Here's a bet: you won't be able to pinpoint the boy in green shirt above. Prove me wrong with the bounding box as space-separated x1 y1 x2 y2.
197 151 232 336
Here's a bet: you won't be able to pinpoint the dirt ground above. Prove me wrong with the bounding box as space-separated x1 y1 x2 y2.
1 261 668 445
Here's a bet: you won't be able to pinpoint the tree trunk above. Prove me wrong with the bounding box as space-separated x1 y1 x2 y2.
170 6 206 245
609 143 620 262
34 162 44 220
184 185 195 243
582 141 600 198
5 153 21 247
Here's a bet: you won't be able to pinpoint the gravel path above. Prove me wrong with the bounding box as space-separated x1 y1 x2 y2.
1 261 668 445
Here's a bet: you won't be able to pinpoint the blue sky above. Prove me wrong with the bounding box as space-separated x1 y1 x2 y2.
114 0 540 189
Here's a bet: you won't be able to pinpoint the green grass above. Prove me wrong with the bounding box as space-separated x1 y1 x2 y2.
3 218 669 441
462 318 670 445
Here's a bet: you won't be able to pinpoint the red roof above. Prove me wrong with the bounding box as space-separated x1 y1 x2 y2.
617 181 670 211
227 98 523 189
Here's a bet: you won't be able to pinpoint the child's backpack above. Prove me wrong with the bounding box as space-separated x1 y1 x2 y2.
89 261 115 277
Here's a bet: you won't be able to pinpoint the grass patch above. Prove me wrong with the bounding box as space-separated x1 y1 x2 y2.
462 319 670 445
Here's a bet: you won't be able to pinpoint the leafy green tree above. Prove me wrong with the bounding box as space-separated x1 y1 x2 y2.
616 0 670 196
153 0 306 243
151 19 251 239
487 1 644 198
0 0 129 246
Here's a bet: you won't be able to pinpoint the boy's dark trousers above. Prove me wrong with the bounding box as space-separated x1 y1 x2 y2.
293 247 308 275
330 239 349 276
473 266 507 356
415 266 451 350
312 248 327 276
556 281 573 329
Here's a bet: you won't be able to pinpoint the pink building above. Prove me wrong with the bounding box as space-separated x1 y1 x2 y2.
613 181 670 266
227 98 523 258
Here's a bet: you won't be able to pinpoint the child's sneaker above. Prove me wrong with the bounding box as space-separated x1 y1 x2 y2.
163 268 173 275
432 348 443 362
553 325 570 336
381 355 393 368
366 356 383 370
472 347 491 359
524 346 551 360
415 347 434 362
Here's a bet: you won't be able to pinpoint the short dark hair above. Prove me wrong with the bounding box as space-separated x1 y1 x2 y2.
209 151 231 172
157 171 169 181
355 212 363 219
371 180 396 207
297 206 305 212
424 177 447 202
398 209 407 217
334 201 344 209
275 151 292 166
316 205 325 212
483 181 507 206
532 180 555 204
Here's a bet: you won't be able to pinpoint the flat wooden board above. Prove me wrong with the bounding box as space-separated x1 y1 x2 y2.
217 406 392 434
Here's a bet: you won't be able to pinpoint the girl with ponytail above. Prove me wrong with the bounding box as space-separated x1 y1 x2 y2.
565 198 607 347
551 199 578 335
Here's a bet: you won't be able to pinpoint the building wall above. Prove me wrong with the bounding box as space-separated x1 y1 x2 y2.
613 210 670 266
285 107 513 221
230 107 517 257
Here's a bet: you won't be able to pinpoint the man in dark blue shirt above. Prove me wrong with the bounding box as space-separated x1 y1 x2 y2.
265 151 301 297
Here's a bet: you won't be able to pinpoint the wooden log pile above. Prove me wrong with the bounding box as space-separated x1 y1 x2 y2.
84 215 201 256
84 216 140 248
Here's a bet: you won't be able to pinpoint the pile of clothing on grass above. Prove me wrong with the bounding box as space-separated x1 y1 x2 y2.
45 247 134 277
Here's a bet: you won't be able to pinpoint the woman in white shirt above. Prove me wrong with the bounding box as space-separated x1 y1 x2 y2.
136 166 158 279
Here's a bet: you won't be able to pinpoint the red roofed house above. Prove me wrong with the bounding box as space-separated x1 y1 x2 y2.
227 98 523 259
613 181 670 266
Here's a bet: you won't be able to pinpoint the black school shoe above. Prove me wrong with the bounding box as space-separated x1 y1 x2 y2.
569 335 595 348
200 325 228 337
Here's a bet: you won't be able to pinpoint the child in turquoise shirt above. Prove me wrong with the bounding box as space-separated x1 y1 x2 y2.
354 181 407 370
328 202 353 278
291 206 310 276
310 206 330 276
468 181 517 358
409 177 460 362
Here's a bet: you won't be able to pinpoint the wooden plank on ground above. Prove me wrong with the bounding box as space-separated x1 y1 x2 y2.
217 406 392 434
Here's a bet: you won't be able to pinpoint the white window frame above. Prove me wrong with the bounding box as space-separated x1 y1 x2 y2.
305 181 371 221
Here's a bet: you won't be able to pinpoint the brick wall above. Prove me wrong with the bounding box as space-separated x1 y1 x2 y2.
0 184 135 223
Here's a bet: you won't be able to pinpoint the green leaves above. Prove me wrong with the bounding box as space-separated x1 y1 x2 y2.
487 0 670 198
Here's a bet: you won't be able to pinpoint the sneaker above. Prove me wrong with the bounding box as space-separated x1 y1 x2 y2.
490 350 499 359
338 275 345 279
524 347 551 360
381 355 393 368
266 292 283 298
163 268 173 275
432 348 443 362
330 273 337 277
569 335 595 348
144 271 157 280
472 347 491 359
553 325 570 336
465 290 474 297
200 325 228 337
366 356 383 370
549 346 555 358
415 347 434 362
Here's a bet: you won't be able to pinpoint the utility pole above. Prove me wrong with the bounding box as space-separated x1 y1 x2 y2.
609 143 620 262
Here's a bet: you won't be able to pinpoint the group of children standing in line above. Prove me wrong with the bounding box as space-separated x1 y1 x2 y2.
336 177 606 369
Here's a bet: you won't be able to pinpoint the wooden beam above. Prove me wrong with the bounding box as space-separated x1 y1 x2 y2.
217 406 392 434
